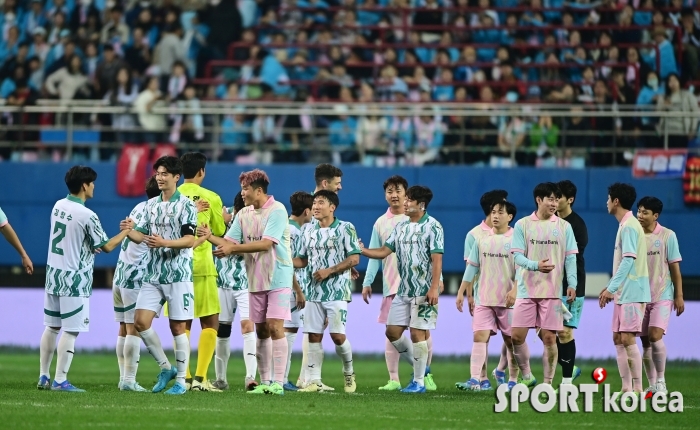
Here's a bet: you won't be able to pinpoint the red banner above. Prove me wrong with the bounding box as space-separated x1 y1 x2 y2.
632 149 688 179
683 156 700 205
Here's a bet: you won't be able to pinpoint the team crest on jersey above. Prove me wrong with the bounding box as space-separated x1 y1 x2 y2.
552 229 559 237
83 318 90 325
504 243 511 251
654 240 661 248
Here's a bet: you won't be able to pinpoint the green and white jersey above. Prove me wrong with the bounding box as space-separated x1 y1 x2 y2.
113 201 149 290
385 213 445 298
135 190 198 284
45 195 109 297
290 219 312 298
216 254 247 290
299 218 361 302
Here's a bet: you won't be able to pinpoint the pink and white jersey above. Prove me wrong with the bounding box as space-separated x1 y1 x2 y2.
611 211 650 304
644 223 682 303
364 209 408 297
467 228 516 307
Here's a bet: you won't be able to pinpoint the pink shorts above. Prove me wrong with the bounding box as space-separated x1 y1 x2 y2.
249 288 292 324
472 305 512 336
512 298 564 332
377 294 395 324
612 302 645 335
641 300 672 336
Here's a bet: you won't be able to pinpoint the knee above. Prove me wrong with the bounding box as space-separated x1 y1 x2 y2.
133 319 149 333
640 336 650 348
240 320 254 334
385 327 402 342
558 328 574 344
256 324 270 339
649 331 664 343
169 321 186 336
330 334 346 345
308 333 323 343
409 328 427 343
217 323 232 338
511 331 525 345
541 331 556 345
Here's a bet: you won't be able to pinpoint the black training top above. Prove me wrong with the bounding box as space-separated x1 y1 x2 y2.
561 210 588 297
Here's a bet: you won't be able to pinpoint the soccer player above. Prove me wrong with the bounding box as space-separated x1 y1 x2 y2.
283 191 314 391
555 180 588 387
113 176 161 392
177 152 226 392
121 156 198 395
457 201 519 392
510 182 578 391
39 166 129 392
294 190 361 393
362 186 444 394
636 196 682 395
198 193 258 391
458 189 509 389
0 205 33 274
599 183 650 394
214 169 303 396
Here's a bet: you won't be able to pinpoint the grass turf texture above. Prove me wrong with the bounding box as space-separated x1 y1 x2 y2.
0 351 697 429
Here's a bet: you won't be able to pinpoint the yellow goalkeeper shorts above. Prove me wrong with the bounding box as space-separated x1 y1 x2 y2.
164 276 220 318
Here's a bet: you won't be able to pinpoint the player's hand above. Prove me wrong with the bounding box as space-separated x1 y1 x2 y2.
93 248 102 254
427 286 439 306
566 287 576 303
468 296 475 316
196 199 210 213
223 207 233 225
439 280 444 294
362 286 372 304
313 268 333 282
358 239 364 251
456 293 464 312
673 296 685 316
505 289 516 308
120 218 135 231
197 224 211 239
295 290 306 310
350 267 360 280
598 288 614 309
537 259 555 273
213 242 237 257
21 255 33 275
144 234 167 248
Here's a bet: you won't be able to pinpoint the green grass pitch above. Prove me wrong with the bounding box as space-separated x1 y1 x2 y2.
0 351 697 429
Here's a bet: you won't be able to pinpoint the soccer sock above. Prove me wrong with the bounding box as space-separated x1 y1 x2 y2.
391 336 415 367
299 333 309 383
194 328 217 382
185 329 191 380
242 332 257 380
116 336 126 383
174 334 189 386
39 327 59 378
512 342 532 379
256 337 272 385
412 341 428 387
557 338 575 379
123 334 141 385
139 328 171 370
480 341 488 380
642 346 657 386
506 346 519 382
284 332 297 384
385 338 400 382
54 332 78 384
215 337 230 382
471 342 488 380
335 339 354 376
542 343 558 384
651 340 667 382
272 338 288 386
307 342 323 384
497 343 508 373
426 335 433 367
625 344 643 392
615 343 632 392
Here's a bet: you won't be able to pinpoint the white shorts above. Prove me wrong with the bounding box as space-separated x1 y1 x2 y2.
219 288 249 324
284 291 305 329
44 293 90 332
136 282 194 321
304 301 347 335
387 295 438 330
113 284 140 324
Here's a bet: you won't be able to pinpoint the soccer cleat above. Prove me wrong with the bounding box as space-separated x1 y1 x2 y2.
344 374 357 393
191 380 222 392
296 379 307 389
118 381 123 390
210 380 230 391
656 381 668 394
572 365 582 382
283 381 299 391
455 378 481 392
644 385 657 396
37 375 51 390
298 383 322 392
518 375 538 388
264 382 285 395
247 384 270 394
492 369 507 387
480 379 493 391
152 366 177 393
319 382 335 392
424 373 437 391
121 381 148 392
507 381 517 391
185 378 192 391
401 381 427 393
245 377 258 391
379 380 402 391
51 380 86 392
164 382 187 395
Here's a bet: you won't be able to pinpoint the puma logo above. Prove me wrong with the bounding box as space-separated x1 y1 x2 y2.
246 353 256 357
344 360 353 364
308 364 315 368
67 350 74 355
177 359 186 364
398 349 408 354
561 359 571 363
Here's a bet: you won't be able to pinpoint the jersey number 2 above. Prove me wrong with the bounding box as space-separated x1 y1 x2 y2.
51 222 67 255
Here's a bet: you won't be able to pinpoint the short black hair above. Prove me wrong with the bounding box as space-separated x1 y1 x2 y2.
637 196 663 215
290 191 314 216
406 185 433 210
233 193 245 213
480 189 508 216
491 200 517 220
383 175 408 191
153 156 183 176
533 182 561 207
180 152 207 179
145 176 160 199
65 165 97 194
608 182 637 210
314 163 343 186
557 180 578 207
314 189 340 209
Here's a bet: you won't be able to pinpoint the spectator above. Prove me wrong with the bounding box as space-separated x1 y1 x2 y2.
104 66 139 146
677 8 700 81
527 115 560 167
124 27 152 77
591 79 621 166
70 0 100 33
198 0 243 61
29 27 50 64
356 110 389 166
27 56 44 91
408 107 444 166
154 23 185 76
251 107 282 164
95 44 124 97
561 105 591 168
44 54 92 103
166 60 188 101
45 30 74 75
101 6 129 49
171 84 205 150
656 73 700 148
134 75 166 144
496 108 527 167
4 74 40 159
643 26 678 79
220 106 251 162
328 104 357 165
0 41 28 83
0 25 20 64
25 0 49 37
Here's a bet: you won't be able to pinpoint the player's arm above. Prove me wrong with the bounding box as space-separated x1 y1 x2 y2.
667 232 684 315
458 243 479 313
197 224 227 247
314 224 362 281
156 200 197 249
209 195 226 237
563 223 579 302
426 223 445 305
0 219 33 274
293 273 306 310
100 229 131 253
363 224 395 260
600 226 637 307
216 209 285 256
510 222 553 272
362 224 382 300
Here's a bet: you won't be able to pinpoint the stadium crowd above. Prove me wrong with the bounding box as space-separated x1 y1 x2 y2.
0 0 699 166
